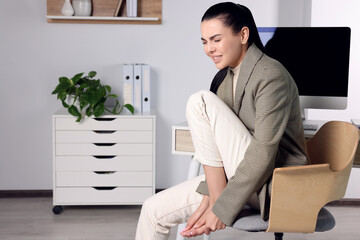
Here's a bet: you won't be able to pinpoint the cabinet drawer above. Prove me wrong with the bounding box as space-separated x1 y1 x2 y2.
56 171 153 187
55 117 153 131
55 187 153 205
56 143 153 156
55 156 153 171
56 130 153 143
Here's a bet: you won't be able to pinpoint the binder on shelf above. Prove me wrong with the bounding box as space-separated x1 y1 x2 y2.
126 0 137 17
133 64 143 113
114 0 124 17
142 64 151 113
123 64 134 106
126 0 131 17
132 0 138 17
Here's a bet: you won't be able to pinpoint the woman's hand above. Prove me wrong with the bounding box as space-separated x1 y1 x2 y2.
182 165 227 237
181 203 226 238
180 195 210 237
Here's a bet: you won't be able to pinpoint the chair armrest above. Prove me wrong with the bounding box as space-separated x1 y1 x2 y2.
266 163 350 233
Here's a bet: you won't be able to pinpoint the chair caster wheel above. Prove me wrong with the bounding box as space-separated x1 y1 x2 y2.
52 205 63 215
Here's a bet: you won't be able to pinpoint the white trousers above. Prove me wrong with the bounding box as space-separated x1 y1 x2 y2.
135 90 254 240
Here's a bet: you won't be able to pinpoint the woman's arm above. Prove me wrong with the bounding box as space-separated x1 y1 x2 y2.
181 166 227 237
203 165 227 204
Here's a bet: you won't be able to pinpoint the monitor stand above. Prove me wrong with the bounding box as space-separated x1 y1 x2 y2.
301 108 327 132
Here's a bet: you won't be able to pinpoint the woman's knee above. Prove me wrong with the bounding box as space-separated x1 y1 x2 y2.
140 194 157 220
187 90 213 104
186 90 214 116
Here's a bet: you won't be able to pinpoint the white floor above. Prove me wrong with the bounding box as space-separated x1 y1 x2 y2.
0 197 359 240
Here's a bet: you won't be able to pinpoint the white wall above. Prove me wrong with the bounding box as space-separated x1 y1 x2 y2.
0 0 347 191
310 0 360 198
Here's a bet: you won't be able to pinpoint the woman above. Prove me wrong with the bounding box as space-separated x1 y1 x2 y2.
136 2 308 239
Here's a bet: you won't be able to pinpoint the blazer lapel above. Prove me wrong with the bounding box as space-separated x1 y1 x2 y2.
233 44 264 115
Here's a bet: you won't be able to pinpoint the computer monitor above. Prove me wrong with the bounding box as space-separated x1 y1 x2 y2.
258 27 351 120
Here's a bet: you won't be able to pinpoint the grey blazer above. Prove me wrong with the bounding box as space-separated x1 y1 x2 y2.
196 44 308 226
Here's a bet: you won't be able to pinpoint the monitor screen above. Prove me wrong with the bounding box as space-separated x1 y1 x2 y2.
258 27 351 118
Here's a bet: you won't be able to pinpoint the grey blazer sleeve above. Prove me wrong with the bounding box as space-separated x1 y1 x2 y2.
196 180 209 195
212 67 293 226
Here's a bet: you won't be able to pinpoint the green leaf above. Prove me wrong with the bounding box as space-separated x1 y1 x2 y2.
93 102 105 117
68 105 81 118
61 100 69 108
108 94 117 98
86 79 96 89
105 85 111 93
56 81 71 92
72 73 84 84
59 77 69 83
80 82 88 89
124 104 134 114
112 100 120 113
75 87 83 96
52 82 65 94
58 92 67 101
77 77 85 85
80 93 91 105
79 99 88 110
86 107 92 117
88 71 97 78
76 115 82 122
92 87 106 105
60 77 72 89
51 88 59 95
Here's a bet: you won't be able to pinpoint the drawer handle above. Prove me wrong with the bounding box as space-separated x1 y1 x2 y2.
93 187 117 190
93 143 116 146
93 155 116 159
93 130 116 134
94 171 116 174
94 118 116 121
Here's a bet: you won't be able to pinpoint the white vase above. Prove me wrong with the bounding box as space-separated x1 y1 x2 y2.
73 0 92 16
61 0 74 16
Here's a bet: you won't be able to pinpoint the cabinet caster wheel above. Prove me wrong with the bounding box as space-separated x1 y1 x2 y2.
52 206 63 214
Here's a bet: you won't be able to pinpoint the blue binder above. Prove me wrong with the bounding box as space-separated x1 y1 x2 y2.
123 64 134 106
141 64 151 113
133 64 143 113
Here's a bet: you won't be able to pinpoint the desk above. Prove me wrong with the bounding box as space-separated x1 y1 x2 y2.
172 122 194 155
172 121 360 167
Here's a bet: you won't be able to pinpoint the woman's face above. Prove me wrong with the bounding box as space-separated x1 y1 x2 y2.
201 18 249 69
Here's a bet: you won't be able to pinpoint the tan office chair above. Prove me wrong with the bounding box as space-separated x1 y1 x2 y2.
232 121 359 239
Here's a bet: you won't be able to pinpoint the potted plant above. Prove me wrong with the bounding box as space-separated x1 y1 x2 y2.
52 71 134 122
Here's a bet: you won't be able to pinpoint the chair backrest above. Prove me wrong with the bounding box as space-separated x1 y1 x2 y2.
307 121 359 171
267 121 359 233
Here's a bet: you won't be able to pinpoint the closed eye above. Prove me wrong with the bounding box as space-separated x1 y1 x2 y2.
201 37 207 45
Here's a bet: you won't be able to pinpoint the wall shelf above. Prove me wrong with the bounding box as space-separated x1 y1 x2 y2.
47 0 162 24
46 16 160 24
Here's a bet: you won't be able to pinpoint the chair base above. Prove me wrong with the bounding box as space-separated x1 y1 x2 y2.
274 232 283 240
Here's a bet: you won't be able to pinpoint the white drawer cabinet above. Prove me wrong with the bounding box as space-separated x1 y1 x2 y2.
52 109 155 214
